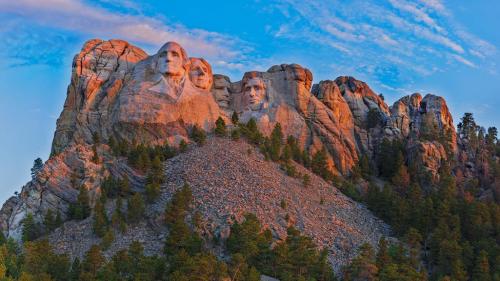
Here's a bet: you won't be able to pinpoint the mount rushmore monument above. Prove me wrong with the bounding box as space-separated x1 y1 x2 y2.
0 40 464 270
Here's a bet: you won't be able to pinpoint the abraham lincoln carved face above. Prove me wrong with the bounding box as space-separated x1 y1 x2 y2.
242 76 266 111
156 42 189 78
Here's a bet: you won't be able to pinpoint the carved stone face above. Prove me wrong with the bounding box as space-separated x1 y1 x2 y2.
242 77 266 110
212 74 231 109
189 58 213 90
157 42 187 78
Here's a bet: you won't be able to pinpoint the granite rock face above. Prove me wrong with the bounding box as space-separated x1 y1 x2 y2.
227 64 359 174
389 93 457 180
52 39 148 154
1 38 466 261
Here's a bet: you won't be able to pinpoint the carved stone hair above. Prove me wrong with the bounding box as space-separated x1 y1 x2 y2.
242 71 265 88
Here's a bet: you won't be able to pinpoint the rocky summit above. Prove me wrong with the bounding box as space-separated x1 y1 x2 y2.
0 39 496 273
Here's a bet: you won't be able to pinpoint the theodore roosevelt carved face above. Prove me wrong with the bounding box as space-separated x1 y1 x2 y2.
189 57 213 90
156 42 189 79
242 75 267 111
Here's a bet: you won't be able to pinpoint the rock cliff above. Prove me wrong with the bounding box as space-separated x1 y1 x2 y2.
1 38 486 270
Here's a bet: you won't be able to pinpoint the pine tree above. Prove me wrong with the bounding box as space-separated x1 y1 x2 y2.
22 213 40 242
127 193 145 223
359 154 371 178
311 148 333 181
404 227 423 269
69 258 81 281
82 245 105 278
92 132 101 144
55 211 62 228
231 128 241 140
179 139 188 152
101 229 115 250
30 158 43 180
93 199 108 238
472 250 491 281
91 144 99 164
145 183 161 203
119 176 130 197
111 198 127 233
69 185 91 220
244 118 264 144
367 108 382 129
215 117 227 136
392 164 410 188
231 111 239 125
165 183 193 226
190 125 207 145
302 174 311 188
269 123 284 161
343 243 378 281
376 237 391 269
43 209 56 233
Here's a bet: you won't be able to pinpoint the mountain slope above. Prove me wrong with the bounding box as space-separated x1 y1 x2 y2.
47 138 390 272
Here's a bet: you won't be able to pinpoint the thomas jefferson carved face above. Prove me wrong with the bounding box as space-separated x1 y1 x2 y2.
156 42 188 78
189 58 213 90
242 77 266 111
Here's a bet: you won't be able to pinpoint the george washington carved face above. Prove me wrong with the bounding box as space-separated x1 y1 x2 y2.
242 75 266 111
156 42 189 78
189 57 213 90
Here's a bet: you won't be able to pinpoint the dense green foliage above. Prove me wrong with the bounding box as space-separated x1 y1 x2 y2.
227 214 336 281
108 137 177 173
238 119 335 183
346 112 500 281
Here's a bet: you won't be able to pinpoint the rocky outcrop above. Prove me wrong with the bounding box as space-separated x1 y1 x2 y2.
0 38 463 251
389 94 457 180
334 76 390 126
0 143 143 240
313 77 395 157
227 64 359 174
52 39 148 154
46 138 391 272
407 140 448 182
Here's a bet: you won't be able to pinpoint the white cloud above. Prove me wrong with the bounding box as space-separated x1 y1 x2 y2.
451 54 477 68
418 0 447 14
0 0 250 64
388 0 443 32
324 25 363 42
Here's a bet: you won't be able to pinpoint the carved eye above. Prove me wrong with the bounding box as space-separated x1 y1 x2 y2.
171 51 179 57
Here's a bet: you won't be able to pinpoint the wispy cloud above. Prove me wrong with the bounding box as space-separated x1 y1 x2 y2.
418 0 448 15
0 0 252 73
388 0 443 32
268 0 495 91
451 54 476 68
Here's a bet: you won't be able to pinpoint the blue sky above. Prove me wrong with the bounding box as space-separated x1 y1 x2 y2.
0 0 499 203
